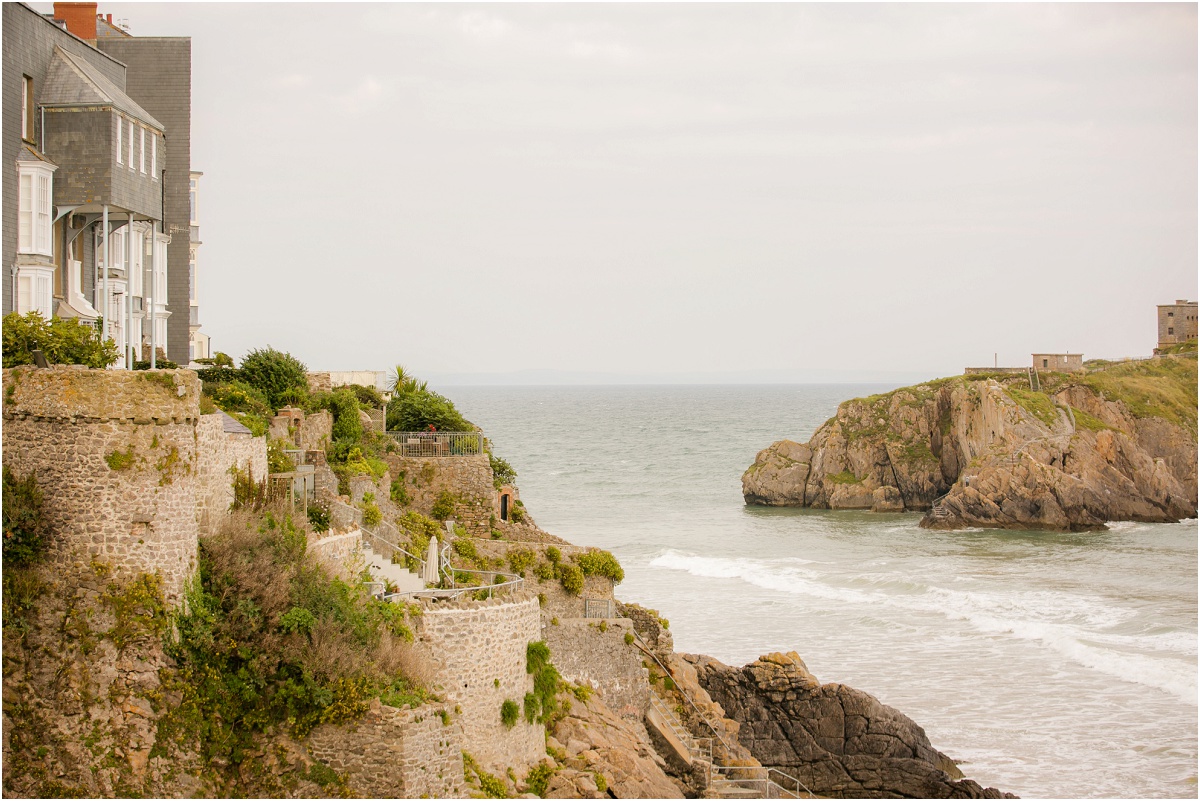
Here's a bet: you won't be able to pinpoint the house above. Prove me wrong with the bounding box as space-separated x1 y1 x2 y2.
1027 352 1084 371
2 2 195 366
1156 300 1198 352
188 170 210 364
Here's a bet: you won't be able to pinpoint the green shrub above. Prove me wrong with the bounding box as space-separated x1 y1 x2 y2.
2 312 118 368
2 468 48 569
239 346 308 412
509 505 526 523
431 491 456 521
523 692 539 724
524 763 557 798
463 752 509 799
347 383 385 409
205 379 272 417
489 453 517 490
361 496 382 528
279 606 316 635
526 641 551 674
390 476 410 506
544 546 561 564
451 537 479 563
624 632 635 645
576 549 624 584
267 438 293 474
532 560 556 581
325 389 363 444
507 547 536 576
500 699 519 729
105 445 136 471
386 390 474 433
307 502 330 534
558 563 584 596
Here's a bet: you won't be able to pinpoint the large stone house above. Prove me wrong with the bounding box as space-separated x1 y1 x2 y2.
2 2 196 366
1156 299 1198 352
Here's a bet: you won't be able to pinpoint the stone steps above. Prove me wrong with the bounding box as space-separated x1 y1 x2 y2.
362 542 425 593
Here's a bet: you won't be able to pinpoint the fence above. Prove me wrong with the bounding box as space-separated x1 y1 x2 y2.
584 599 616 619
385 431 484 457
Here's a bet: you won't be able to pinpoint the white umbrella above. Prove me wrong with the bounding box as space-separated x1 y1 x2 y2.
422 536 439 586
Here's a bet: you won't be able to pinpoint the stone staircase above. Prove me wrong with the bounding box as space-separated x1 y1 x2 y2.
361 541 425 594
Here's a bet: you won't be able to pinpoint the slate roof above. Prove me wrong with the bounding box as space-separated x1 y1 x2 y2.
219 411 253 435
16 143 56 166
40 46 163 131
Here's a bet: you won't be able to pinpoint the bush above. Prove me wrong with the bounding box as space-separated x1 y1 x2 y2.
323 388 363 444
390 476 410 506
500 699 519 729
239 347 308 412
576 549 624 584
523 692 539 724
347 383 385 409
360 494 382 527
558 563 584 596
451 537 479 563
525 763 557 797
307 502 330 534
489 453 517 490
386 390 474 433
430 491 456 521
267 439 293 474
544 546 561 564
507 547 536 576
2 312 118 368
2 468 48 569
205 379 271 418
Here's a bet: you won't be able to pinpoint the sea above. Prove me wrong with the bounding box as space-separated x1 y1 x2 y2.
445 384 1198 800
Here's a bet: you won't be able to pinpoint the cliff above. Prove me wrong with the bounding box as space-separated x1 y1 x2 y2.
742 354 1197 530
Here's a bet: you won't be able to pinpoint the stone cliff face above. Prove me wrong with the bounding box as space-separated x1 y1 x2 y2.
692 652 1013 799
742 356 1197 530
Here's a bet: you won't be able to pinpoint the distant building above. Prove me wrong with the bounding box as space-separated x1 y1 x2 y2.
1156 299 1197 351
1032 353 1082 372
187 170 209 364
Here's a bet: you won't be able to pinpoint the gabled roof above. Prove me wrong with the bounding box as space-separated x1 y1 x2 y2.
39 46 163 131
16 143 57 166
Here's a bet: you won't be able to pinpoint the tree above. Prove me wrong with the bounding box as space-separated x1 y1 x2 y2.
386 364 427 396
239 347 308 412
386 390 473 432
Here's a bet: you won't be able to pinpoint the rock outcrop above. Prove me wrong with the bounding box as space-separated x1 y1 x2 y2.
743 356 1198 530
691 652 1013 799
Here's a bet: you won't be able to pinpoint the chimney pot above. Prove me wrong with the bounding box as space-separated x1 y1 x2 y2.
106 13 112 23
52 3 99 42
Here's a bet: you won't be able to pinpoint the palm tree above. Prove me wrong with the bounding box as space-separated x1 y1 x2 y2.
386 365 428 395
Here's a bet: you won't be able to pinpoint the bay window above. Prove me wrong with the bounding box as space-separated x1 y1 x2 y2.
17 162 55 257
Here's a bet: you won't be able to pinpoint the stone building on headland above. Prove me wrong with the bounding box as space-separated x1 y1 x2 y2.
2 2 197 366
964 352 1083 375
1156 299 1198 352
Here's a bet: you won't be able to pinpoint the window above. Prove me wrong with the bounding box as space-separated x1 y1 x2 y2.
116 115 123 164
151 134 157 178
1042 359 1048 369
16 268 53 318
22 76 34 142
128 120 134 168
189 179 197 223
17 164 54 256
1168 311 1174 317
139 128 146 173
1168 327 1174 336
188 250 196 302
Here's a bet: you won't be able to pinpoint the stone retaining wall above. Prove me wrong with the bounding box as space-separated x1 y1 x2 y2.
2 367 203 606
307 530 362 580
544 617 651 720
416 594 545 771
194 413 267 528
306 701 465 798
385 453 495 533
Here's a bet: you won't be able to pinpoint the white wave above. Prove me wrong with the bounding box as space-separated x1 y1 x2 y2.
648 550 1197 703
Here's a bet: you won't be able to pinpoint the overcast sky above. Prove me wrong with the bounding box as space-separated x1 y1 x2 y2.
70 3 1197 382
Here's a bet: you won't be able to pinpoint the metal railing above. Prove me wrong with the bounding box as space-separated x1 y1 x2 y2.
385 431 484 457
584 599 616 619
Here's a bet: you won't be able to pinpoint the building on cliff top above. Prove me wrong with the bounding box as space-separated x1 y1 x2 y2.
964 352 1083 375
2 2 197 366
1156 299 1197 352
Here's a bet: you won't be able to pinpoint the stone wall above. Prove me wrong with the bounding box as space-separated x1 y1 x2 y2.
307 530 362 580
306 701 465 798
544 617 650 720
194 413 267 529
386 453 496 533
2 366 202 606
415 594 545 771
473 538 617 620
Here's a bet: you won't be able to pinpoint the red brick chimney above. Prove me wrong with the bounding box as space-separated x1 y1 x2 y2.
53 3 99 43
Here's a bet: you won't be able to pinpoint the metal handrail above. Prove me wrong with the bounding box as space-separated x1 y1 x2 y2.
385 431 484 457
632 632 815 799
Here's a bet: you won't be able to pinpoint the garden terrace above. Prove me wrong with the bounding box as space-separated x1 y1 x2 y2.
386 431 483 457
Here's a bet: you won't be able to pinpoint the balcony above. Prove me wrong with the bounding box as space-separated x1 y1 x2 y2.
385 431 483 457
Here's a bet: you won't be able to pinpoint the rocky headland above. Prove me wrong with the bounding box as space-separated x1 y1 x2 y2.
742 354 1197 530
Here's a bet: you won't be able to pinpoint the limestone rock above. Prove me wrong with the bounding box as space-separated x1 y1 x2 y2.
691 652 1015 799
742 359 1198 530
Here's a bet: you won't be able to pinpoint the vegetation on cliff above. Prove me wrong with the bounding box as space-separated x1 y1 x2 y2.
156 506 429 789
2 311 119 368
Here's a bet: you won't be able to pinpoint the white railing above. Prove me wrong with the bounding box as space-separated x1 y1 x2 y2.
385 431 483 457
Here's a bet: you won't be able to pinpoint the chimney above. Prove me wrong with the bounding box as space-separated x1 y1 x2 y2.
106 13 112 23
53 3 99 43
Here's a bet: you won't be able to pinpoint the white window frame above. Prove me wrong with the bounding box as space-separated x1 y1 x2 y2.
128 120 134 168
22 76 34 142
189 180 197 223
17 162 56 257
116 114 123 164
16 266 53 318
139 127 146 173
151 134 157 178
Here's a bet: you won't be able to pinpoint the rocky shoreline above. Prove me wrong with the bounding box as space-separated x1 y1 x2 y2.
742 355 1197 531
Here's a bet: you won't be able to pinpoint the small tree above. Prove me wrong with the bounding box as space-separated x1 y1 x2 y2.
239 347 308 412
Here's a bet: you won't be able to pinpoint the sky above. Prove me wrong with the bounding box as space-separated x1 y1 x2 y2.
68 2 1197 383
